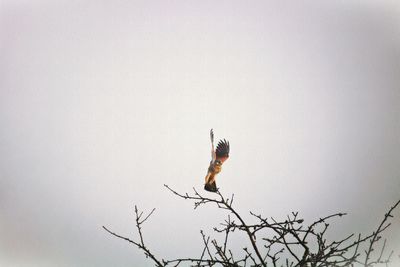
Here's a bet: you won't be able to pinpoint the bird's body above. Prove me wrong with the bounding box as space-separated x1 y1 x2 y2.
204 129 230 192
204 161 221 192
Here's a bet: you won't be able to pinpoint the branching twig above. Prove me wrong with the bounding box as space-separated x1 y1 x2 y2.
103 185 400 267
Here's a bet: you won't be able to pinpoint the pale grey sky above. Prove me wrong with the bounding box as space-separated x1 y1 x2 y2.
1 1 400 266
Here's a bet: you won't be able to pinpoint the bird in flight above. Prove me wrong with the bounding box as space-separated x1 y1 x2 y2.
204 129 230 192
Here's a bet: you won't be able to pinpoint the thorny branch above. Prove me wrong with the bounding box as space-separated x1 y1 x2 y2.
103 186 400 267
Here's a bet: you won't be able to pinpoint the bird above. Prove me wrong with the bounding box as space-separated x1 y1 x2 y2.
204 129 230 192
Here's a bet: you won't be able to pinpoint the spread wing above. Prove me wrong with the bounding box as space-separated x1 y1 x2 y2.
216 139 230 163
210 129 216 161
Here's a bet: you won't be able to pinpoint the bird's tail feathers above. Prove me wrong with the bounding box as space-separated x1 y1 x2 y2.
204 181 217 192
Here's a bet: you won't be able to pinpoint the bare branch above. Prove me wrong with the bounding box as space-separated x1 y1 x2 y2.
103 185 400 267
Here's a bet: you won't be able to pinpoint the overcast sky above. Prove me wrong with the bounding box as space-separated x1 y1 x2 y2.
1 1 400 266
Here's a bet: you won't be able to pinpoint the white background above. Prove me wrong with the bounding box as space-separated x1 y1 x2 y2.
1 1 400 266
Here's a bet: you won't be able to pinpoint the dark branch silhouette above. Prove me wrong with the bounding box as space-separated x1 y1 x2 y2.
103 185 400 267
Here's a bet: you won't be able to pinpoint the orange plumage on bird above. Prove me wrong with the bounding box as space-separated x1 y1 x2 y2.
204 129 230 192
